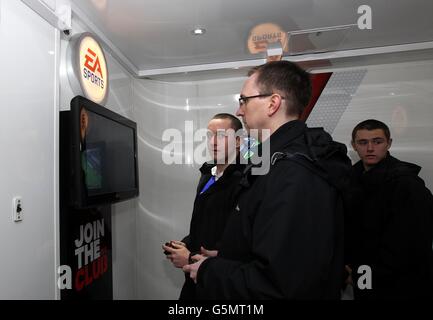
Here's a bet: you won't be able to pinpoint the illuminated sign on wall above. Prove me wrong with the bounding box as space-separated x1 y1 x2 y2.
247 23 288 55
67 33 109 105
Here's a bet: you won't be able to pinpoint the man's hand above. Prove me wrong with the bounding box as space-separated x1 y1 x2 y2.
162 241 190 268
183 255 208 283
345 265 353 286
200 246 218 257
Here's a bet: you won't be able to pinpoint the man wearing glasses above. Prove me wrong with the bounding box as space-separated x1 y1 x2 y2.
184 60 352 299
344 119 433 299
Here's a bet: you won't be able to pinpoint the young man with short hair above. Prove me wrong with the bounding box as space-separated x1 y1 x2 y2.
163 113 244 299
345 119 433 299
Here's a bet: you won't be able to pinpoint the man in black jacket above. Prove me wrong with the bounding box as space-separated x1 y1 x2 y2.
163 113 244 299
183 61 352 299
344 119 433 299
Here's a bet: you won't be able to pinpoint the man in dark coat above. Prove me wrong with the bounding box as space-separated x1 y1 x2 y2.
344 119 433 299
183 61 352 299
163 113 244 299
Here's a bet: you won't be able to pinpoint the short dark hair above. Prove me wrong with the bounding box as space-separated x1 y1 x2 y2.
248 61 312 116
352 119 391 142
211 113 243 132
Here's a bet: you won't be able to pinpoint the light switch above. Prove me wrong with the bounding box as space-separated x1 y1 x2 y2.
13 197 23 222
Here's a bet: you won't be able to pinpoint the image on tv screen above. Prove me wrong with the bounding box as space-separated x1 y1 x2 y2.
80 106 136 197
81 144 104 190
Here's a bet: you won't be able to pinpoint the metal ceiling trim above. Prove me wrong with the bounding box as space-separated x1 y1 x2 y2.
138 41 433 77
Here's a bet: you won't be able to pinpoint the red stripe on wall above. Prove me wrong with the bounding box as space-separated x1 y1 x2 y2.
300 72 332 121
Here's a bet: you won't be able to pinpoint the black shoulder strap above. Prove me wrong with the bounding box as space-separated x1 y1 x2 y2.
271 151 332 187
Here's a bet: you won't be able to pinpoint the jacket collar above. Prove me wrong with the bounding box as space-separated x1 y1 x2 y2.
239 120 307 188
353 153 396 185
268 120 307 156
354 153 421 185
199 159 244 178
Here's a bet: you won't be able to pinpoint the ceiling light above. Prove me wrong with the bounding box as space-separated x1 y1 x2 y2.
191 27 206 36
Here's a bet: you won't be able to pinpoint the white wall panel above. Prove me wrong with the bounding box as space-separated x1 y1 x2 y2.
0 0 56 299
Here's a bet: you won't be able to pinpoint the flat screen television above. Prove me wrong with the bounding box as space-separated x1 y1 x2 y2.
62 95 139 208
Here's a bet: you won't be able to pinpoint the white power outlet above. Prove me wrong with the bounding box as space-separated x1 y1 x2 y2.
13 197 23 222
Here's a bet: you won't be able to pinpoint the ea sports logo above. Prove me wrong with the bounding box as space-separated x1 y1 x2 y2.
84 48 103 78
78 35 108 104
67 33 109 105
83 47 105 90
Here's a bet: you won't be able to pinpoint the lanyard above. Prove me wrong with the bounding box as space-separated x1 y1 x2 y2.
200 176 216 194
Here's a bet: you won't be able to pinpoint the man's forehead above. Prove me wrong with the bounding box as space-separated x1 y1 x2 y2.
241 73 258 93
355 129 387 139
207 118 233 130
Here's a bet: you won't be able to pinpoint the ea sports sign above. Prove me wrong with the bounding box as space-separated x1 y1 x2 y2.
67 33 109 105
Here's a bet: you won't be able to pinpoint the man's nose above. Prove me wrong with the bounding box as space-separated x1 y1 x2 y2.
211 135 218 146
367 141 375 151
235 106 243 117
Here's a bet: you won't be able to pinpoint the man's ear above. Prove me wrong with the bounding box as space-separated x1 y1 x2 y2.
267 94 282 116
351 140 357 151
235 136 241 149
387 138 393 150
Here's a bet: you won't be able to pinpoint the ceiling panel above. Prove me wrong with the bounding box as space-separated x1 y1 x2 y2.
72 0 433 72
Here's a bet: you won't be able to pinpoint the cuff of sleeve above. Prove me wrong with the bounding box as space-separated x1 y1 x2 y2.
196 256 215 287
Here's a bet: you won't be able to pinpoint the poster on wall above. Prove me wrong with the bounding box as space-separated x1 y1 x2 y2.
59 206 113 300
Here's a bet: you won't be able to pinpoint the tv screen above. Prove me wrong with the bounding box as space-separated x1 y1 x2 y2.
66 95 139 208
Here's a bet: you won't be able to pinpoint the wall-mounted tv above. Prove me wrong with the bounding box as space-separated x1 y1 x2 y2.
62 95 139 208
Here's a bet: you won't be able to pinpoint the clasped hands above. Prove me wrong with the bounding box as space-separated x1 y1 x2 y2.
162 241 217 283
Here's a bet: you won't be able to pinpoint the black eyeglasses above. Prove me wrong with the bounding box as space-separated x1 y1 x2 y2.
238 93 285 106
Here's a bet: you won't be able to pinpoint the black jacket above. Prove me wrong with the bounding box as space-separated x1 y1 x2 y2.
344 154 433 299
195 120 352 299
180 161 244 300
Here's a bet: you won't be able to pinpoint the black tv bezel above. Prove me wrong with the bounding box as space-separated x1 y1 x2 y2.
70 95 139 209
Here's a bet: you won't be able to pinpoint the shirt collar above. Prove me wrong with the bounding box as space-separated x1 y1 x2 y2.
211 166 224 181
